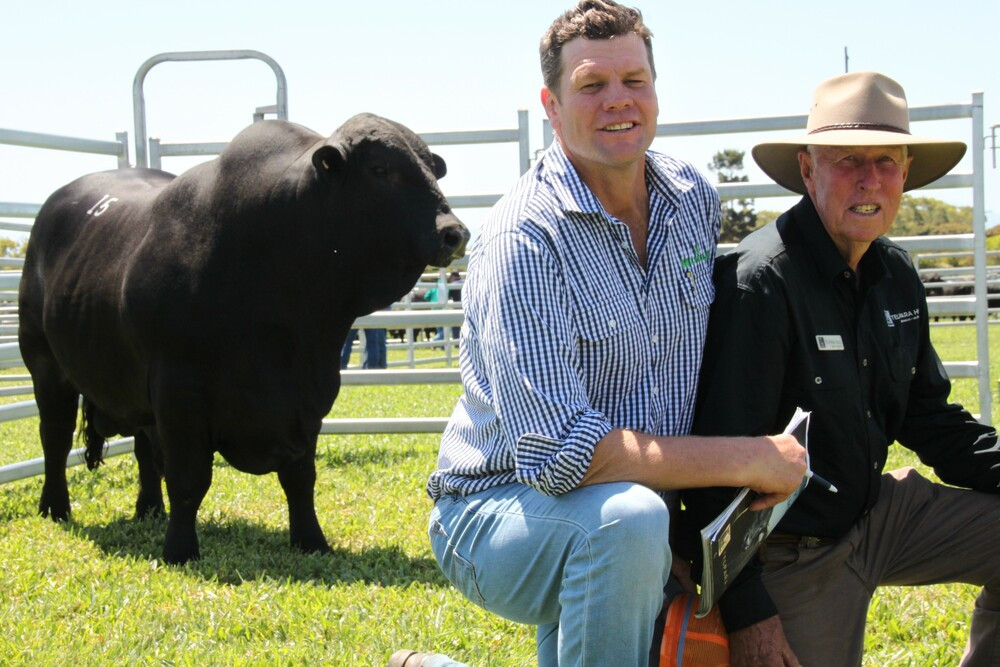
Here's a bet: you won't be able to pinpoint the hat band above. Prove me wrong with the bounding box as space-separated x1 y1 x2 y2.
809 122 910 135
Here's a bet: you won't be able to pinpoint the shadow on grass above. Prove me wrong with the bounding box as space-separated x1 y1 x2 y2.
69 515 446 588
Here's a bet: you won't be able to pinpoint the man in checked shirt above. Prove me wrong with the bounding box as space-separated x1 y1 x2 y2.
421 2 806 664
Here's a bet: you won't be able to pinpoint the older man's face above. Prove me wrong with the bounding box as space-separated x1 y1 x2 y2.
798 145 912 266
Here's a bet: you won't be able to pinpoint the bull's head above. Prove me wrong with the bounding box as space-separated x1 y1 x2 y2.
312 114 468 269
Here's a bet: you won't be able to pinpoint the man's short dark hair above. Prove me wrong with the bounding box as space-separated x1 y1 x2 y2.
540 0 655 97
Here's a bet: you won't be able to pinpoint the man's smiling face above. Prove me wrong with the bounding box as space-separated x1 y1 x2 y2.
542 32 658 178
798 144 912 266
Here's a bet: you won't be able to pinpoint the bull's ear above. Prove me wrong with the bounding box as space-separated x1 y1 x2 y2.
313 145 347 176
432 153 447 180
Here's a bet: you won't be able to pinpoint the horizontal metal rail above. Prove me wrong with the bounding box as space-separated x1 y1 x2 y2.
0 128 129 167
147 109 532 193
0 413 453 485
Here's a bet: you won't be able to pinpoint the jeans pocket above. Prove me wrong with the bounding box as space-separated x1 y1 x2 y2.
430 517 486 608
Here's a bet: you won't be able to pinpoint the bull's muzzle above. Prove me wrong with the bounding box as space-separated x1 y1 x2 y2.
435 213 470 266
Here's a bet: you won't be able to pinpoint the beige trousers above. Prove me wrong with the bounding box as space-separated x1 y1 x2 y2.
759 467 1000 667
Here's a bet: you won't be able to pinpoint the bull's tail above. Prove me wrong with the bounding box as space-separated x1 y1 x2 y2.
77 398 106 470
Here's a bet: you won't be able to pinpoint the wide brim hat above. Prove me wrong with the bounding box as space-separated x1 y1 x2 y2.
751 71 967 194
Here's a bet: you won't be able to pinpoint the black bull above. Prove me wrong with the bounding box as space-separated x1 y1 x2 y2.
18 114 469 564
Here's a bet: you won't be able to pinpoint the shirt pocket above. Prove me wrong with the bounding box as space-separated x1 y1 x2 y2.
887 345 918 383
576 296 642 342
679 262 715 310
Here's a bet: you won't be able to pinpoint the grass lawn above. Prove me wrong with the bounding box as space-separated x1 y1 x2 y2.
0 325 996 665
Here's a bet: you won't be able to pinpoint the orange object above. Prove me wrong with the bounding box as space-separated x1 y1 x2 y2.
660 593 731 667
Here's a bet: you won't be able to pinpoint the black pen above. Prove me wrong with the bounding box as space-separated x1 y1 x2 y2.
806 469 838 493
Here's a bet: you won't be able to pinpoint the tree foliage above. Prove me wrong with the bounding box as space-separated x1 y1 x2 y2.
888 196 973 236
708 149 761 243
0 237 25 258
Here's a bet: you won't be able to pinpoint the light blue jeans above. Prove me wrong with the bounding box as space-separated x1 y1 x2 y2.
429 482 671 666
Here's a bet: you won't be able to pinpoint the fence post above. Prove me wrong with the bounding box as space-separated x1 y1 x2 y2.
115 131 130 168
517 109 530 174
971 91 991 425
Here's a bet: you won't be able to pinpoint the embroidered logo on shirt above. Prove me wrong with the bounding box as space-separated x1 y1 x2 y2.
680 246 710 269
816 335 844 351
885 308 920 326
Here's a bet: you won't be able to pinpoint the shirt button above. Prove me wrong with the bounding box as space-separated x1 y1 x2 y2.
867 410 872 418
651 334 659 345
862 358 868 367
843 271 852 279
814 377 822 385
911 367 916 375
609 319 617 329
652 386 659 395
874 461 880 470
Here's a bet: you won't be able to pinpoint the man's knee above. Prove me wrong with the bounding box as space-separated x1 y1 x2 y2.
589 483 671 567
596 482 670 530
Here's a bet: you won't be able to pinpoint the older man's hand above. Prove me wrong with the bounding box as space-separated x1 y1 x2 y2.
729 615 800 667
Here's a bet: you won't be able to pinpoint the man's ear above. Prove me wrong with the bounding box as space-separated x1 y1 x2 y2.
901 154 914 185
797 149 813 188
312 144 347 176
541 87 560 132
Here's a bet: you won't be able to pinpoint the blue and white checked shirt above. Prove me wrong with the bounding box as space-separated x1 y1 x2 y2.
427 141 721 500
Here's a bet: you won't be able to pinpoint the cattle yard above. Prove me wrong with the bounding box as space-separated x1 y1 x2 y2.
1 52 994 484
0 50 994 666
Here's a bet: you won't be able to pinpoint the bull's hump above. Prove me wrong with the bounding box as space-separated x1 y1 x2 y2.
227 120 321 157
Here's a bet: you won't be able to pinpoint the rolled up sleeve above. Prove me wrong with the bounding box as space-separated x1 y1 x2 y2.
473 229 613 495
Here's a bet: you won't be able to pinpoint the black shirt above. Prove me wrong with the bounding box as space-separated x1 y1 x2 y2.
683 196 1000 630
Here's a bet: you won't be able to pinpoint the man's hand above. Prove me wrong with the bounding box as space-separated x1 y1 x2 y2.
745 434 808 510
729 615 800 667
670 557 697 593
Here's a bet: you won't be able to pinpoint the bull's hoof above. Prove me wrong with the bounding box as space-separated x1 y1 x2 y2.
291 535 332 556
162 544 200 565
134 498 166 521
135 503 166 521
162 531 200 565
39 497 70 522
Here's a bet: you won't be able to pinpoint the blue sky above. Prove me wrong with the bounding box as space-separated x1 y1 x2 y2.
3 0 999 239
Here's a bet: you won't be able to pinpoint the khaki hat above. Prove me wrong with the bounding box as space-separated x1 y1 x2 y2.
751 71 967 194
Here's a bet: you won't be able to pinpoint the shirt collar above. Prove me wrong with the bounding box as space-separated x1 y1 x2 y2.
538 140 694 219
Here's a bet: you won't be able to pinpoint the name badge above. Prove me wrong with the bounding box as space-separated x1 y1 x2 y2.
816 335 844 351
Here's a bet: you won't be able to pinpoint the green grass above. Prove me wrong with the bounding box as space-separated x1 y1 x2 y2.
0 327 996 665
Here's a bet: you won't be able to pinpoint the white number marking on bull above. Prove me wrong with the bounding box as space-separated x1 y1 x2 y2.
86 194 119 217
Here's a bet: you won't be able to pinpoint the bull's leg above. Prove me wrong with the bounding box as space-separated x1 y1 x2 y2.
133 429 165 520
160 443 213 564
277 446 331 555
32 370 80 521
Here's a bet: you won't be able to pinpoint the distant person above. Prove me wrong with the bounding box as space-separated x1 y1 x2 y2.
340 327 387 369
684 71 1000 666
447 270 462 339
412 2 807 664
